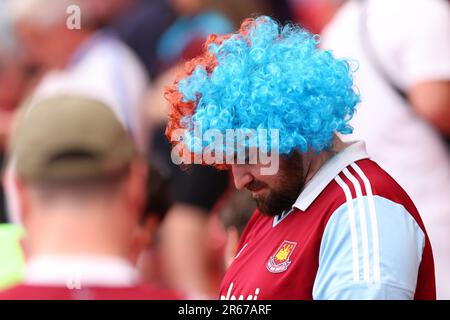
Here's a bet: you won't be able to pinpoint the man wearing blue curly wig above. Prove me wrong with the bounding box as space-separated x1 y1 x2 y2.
165 16 435 300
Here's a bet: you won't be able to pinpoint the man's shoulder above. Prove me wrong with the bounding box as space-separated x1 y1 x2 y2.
330 159 411 202
323 158 428 237
0 284 180 300
353 159 416 207
317 158 419 220
312 158 435 300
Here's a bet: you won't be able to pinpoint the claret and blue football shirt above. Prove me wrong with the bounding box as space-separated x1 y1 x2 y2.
220 141 435 300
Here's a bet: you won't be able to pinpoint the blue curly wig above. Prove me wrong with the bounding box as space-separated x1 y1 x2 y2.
166 16 360 166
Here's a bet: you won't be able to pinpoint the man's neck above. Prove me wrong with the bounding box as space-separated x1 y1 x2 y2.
29 209 130 259
304 137 346 184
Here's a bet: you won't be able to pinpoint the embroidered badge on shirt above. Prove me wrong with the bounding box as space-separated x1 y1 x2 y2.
266 240 297 273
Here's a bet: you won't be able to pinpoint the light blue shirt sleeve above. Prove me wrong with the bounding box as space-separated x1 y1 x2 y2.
313 195 425 300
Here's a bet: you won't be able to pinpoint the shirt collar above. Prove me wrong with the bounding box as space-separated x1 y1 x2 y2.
293 141 369 211
25 255 139 287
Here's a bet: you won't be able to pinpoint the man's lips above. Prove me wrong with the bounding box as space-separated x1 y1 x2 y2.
246 185 267 197
245 180 268 197
248 186 264 192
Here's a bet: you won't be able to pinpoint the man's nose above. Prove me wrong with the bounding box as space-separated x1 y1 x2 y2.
231 165 253 190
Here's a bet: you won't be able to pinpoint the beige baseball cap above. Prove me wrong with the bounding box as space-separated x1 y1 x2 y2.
8 95 137 182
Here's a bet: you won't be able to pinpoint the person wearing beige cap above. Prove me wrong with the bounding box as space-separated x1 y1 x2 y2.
0 95 178 300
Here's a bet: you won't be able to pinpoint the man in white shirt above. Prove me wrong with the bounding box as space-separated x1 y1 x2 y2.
321 0 450 298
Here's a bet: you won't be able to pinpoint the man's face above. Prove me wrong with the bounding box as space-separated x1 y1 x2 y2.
231 152 306 217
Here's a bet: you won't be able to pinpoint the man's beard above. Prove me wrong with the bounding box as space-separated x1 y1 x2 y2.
249 153 306 217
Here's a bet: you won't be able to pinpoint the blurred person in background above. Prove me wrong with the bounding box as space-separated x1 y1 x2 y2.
321 0 450 299
4 0 149 227
0 54 26 152
109 0 176 79
134 165 173 287
290 0 340 34
11 0 149 151
265 0 294 25
87 0 136 23
156 0 236 69
0 46 29 294
76 0 176 80
0 0 30 290
156 0 293 70
0 96 178 300
0 0 29 223
219 190 256 270
0 51 27 224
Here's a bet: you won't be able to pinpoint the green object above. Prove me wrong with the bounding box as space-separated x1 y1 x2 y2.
0 224 25 290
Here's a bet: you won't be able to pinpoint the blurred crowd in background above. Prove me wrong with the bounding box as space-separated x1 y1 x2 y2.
0 0 448 299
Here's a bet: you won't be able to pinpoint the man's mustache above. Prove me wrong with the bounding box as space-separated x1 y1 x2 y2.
245 180 268 192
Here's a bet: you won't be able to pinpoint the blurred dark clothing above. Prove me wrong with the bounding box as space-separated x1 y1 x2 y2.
150 125 229 213
268 0 294 24
111 0 176 79
143 165 172 223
